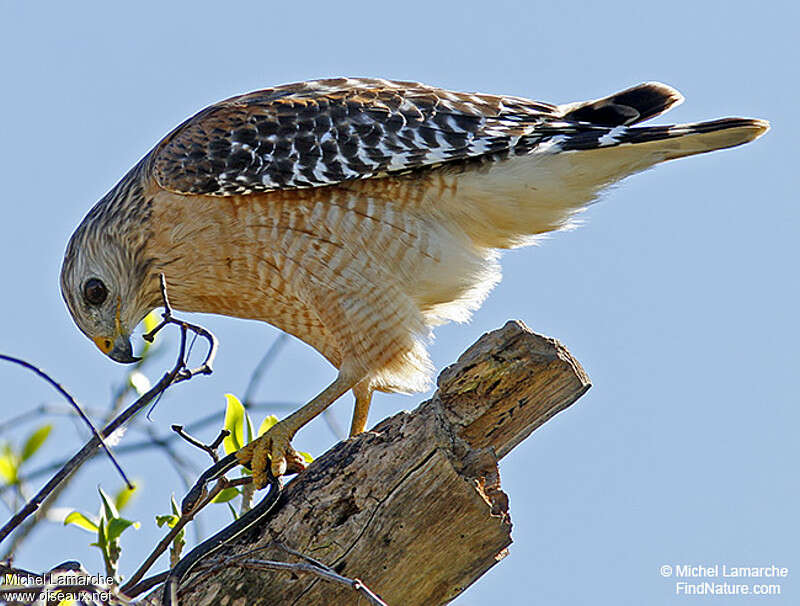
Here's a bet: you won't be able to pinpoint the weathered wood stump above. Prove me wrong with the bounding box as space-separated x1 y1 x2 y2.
180 320 591 605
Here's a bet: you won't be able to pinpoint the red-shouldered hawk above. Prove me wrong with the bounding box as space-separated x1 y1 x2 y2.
60 78 768 486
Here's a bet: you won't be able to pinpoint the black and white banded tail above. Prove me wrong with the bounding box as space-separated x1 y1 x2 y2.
553 82 768 157
448 81 768 249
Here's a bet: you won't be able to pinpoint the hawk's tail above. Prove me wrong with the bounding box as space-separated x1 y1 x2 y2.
560 81 685 126
557 81 769 158
557 116 770 160
443 83 768 249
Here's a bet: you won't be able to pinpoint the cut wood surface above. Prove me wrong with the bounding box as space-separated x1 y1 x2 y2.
176 320 591 606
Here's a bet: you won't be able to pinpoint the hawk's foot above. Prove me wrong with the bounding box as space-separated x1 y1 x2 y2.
236 421 307 487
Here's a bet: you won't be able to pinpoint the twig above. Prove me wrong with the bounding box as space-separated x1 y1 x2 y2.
108 340 164 418
0 354 131 489
225 477 251 489
0 402 109 435
275 541 335 572
0 370 166 543
166 539 388 606
239 482 255 514
119 468 231 595
143 425 196 495
170 425 231 546
121 570 169 599
5 402 300 491
0 277 218 545
1 465 72 559
208 430 229 452
0 560 40 579
172 426 229 463
122 431 247 596
142 274 217 381
235 558 389 606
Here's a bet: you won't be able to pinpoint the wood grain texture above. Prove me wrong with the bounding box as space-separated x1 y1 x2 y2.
176 321 591 606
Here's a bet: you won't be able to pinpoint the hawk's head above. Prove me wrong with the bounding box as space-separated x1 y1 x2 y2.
60 176 156 363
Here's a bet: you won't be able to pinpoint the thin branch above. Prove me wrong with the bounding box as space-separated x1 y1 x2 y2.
239 482 255 515
0 362 181 544
143 425 195 492
225 477 251 489
169 425 230 546
164 538 388 606
0 277 218 545
275 541 335 572
3 402 298 491
121 570 169 599
235 558 388 606
142 274 217 381
119 468 232 595
1 465 72 559
0 354 131 489
172 425 229 463
108 341 165 419
208 430 229 452
0 402 110 435
0 560 41 578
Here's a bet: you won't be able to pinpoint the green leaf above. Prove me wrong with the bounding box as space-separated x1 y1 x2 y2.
298 451 314 464
257 415 279 437
0 446 18 484
106 517 139 543
157 495 183 529
140 310 162 354
93 518 107 550
21 425 52 462
114 482 138 511
211 487 240 503
64 511 99 533
98 487 119 520
223 394 246 454
155 514 180 529
143 310 160 335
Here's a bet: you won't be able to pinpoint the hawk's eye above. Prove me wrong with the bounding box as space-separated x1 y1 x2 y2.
83 278 108 306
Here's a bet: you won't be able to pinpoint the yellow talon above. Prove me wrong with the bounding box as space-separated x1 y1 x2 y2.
236 421 307 488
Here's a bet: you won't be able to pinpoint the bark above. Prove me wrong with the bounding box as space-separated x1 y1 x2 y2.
179 320 591 606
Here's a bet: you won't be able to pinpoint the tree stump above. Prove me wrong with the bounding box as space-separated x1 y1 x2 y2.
178 320 591 605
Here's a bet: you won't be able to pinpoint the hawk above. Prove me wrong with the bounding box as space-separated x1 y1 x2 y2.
60 78 768 486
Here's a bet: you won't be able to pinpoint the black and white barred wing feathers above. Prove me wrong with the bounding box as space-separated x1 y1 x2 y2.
148 77 768 197
150 77 556 195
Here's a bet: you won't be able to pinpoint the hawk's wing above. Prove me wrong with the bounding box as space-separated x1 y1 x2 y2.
150 78 676 196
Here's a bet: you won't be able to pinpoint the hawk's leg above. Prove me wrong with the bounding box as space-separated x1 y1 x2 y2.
236 371 358 487
349 381 374 437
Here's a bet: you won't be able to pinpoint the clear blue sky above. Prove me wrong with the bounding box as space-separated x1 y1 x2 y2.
0 1 796 604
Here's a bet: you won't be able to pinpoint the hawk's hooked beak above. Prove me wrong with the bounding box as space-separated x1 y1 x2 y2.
92 334 141 364
90 297 141 364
